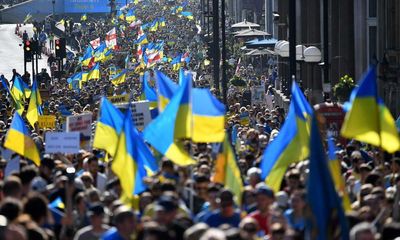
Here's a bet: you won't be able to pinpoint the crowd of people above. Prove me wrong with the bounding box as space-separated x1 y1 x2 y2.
0 0 400 240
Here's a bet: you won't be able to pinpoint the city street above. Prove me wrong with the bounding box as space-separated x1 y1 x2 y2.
0 24 48 80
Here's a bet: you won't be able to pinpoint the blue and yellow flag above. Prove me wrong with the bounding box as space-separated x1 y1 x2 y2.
117 10 125 21
149 19 159 32
125 9 136 22
26 79 43 128
86 63 100 80
192 88 226 142
93 98 124 157
260 81 312 192
111 70 127 86
340 67 400 153
135 34 149 45
171 55 182 71
81 13 87 21
213 134 243 205
1 76 24 114
156 70 179 112
159 17 166 27
306 114 349 240
144 71 195 166
81 46 94 67
4 112 40 166
112 106 157 204
327 136 351 212
67 72 83 90
94 42 108 62
180 11 194 20
49 197 65 209
11 76 30 100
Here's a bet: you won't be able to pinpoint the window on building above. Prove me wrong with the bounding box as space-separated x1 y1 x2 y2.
368 0 377 18
368 26 377 63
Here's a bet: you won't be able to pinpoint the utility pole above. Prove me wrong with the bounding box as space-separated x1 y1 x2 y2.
288 0 296 95
321 0 330 98
212 0 220 95
221 0 227 104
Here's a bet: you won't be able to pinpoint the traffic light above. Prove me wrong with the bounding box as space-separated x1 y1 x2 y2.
55 38 66 58
24 40 32 62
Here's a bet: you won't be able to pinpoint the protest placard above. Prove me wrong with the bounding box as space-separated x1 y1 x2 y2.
38 115 56 129
115 101 151 131
251 86 265 105
108 94 130 104
66 113 92 150
45 132 80 154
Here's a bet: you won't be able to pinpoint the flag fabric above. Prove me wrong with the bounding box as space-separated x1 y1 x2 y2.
156 70 179 112
90 38 101 50
1 76 24 114
306 114 349 240
327 136 351 212
93 42 108 62
86 63 100 80
112 106 157 204
11 76 30 100
171 54 182 71
111 70 127 86
149 20 159 32
4 112 41 166
180 11 194 20
23 13 32 24
81 46 94 67
26 79 43 128
141 72 159 118
49 197 65 209
106 27 117 49
135 34 148 45
55 19 65 32
125 9 136 22
159 17 166 27
340 67 400 153
81 14 87 21
93 98 124 157
144 70 195 166
67 72 83 90
192 88 226 143
213 134 243 205
260 81 312 192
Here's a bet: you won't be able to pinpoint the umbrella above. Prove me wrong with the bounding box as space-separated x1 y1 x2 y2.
245 49 276 56
231 20 260 29
234 29 271 38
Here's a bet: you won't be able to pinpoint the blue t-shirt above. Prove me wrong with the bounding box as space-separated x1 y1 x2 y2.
101 227 124 240
284 209 305 231
203 209 241 228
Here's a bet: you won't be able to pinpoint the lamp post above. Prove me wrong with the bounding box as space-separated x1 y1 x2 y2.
212 0 220 95
52 0 55 16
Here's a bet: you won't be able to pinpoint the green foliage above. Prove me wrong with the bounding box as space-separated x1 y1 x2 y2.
230 75 247 87
333 75 356 102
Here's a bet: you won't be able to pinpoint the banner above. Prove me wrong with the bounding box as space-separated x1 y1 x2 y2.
45 132 80 154
251 86 265 105
106 28 117 49
66 113 92 150
108 94 130 104
64 0 125 13
38 115 56 129
115 101 151 131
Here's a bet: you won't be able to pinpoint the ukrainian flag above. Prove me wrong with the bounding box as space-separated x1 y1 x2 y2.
327 135 351 212
81 46 94 67
306 113 349 240
180 11 194 20
4 112 41 166
340 67 400 153
26 79 43 128
1 76 24 114
141 72 159 118
93 97 124 157
159 17 166 27
135 34 148 45
94 43 108 62
112 106 157 204
81 13 87 21
111 70 127 86
117 10 125 21
156 70 179 112
171 55 182 71
49 197 65 209
260 81 312 192
102 49 113 62
11 76 30 100
149 20 159 32
213 134 243 205
67 72 83 90
143 71 195 166
192 88 226 143
125 9 136 23
86 63 100 80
